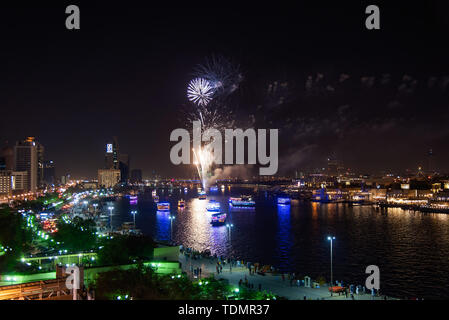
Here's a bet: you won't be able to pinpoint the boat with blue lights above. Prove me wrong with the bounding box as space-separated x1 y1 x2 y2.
206 200 221 212
229 195 256 207
210 212 227 226
277 196 291 205
157 202 170 211
198 191 207 200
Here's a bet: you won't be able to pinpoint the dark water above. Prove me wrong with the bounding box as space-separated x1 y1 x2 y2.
107 187 449 299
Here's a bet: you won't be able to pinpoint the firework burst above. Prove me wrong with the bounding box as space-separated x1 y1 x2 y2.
187 77 214 106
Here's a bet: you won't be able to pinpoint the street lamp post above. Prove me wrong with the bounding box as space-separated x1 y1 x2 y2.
169 215 175 240
226 223 234 241
131 210 137 228
108 206 114 232
327 236 336 296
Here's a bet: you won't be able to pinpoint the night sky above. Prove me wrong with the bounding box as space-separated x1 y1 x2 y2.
1 1 448 179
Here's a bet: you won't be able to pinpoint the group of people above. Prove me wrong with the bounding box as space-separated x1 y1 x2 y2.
334 281 382 300
238 275 263 291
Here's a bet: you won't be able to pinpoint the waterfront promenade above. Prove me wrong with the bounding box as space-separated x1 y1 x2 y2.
178 253 391 300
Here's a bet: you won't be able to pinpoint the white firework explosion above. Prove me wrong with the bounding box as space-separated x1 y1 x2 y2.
187 77 214 106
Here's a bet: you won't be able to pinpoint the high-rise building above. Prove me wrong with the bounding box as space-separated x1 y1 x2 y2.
0 171 11 195
0 170 28 195
0 146 14 170
61 174 71 185
105 137 119 170
119 154 129 183
11 171 28 192
14 137 41 192
104 137 130 184
37 143 45 187
98 169 121 188
327 158 344 177
130 169 142 183
43 160 56 185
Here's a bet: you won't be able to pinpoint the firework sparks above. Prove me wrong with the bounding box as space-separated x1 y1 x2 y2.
193 55 243 99
187 77 214 106
192 145 214 190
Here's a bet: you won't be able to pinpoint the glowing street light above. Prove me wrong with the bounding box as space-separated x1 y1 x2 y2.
169 215 175 240
108 206 114 232
131 210 137 228
327 236 336 296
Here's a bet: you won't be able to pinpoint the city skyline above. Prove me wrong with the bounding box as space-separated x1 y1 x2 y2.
2 1 449 306
1 3 449 178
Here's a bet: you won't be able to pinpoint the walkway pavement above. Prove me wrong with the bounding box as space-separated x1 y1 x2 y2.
178 254 392 300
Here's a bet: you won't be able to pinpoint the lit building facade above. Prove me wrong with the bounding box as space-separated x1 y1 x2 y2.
14 137 41 192
98 169 121 188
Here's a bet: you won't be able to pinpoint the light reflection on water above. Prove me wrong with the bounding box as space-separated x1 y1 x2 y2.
112 188 449 299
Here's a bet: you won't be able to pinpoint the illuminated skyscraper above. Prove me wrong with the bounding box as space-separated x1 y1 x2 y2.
105 137 119 170
14 137 42 192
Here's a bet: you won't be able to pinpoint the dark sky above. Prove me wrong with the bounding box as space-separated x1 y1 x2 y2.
1 1 448 179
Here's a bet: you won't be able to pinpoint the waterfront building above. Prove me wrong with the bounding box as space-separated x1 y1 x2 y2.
98 169 121 188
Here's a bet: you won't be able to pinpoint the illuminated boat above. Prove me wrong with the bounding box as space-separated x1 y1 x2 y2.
198 191 207 200
157 202 170 211
152 190 157 197
184 187 188 193
209 185 219 192
277 197 291 205
206 200 220 212
153 195 159 203
230 195 256 207
210 212 227 226
129 195 138 205
178 199 185 208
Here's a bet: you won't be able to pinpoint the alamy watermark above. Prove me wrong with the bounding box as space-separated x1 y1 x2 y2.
170 121 279 175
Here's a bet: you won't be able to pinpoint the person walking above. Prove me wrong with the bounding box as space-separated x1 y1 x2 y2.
199 267 202 278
